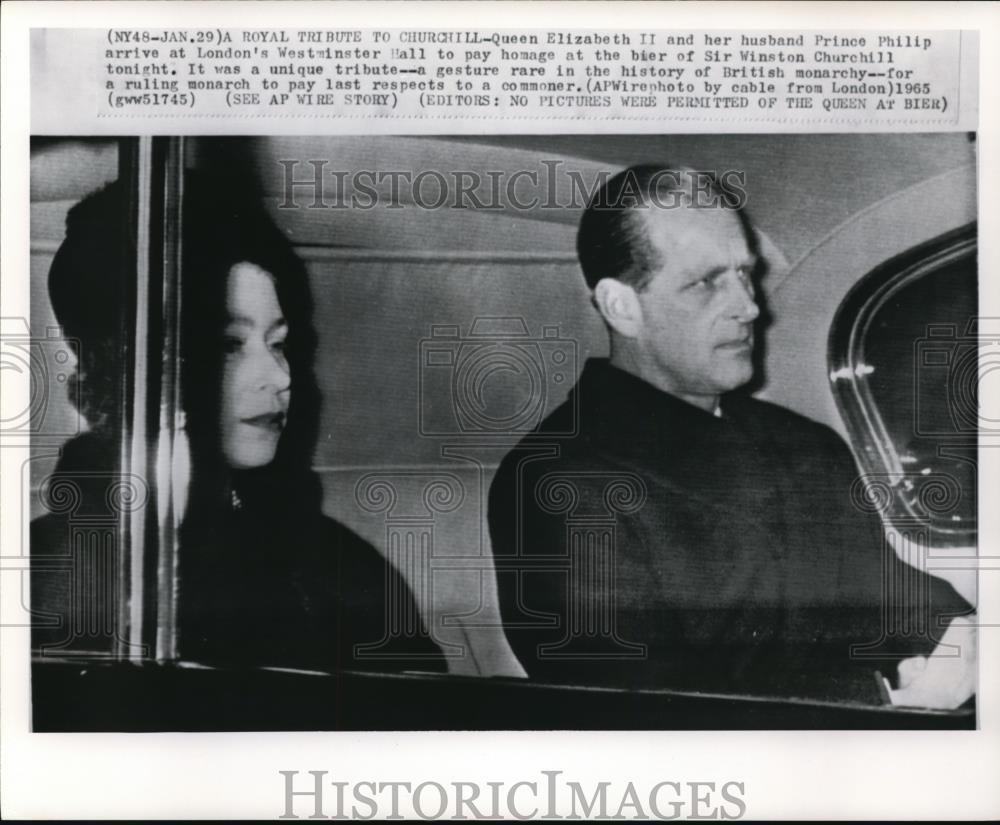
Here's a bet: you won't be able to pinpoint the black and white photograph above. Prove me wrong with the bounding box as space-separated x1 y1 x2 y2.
3 3 998 820
24 133 979 730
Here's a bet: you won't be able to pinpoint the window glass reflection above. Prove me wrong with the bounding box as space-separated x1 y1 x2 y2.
851 240 977 539
29 138 131 658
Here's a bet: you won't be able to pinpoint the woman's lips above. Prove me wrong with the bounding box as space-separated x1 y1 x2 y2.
241 412 285 431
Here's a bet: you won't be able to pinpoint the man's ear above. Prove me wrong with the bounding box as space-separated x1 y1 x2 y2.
593 277 643 338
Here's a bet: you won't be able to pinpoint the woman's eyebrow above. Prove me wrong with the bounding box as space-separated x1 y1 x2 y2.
224 315 287 332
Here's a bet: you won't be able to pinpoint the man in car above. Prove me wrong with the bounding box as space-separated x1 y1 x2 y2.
488 164 975 708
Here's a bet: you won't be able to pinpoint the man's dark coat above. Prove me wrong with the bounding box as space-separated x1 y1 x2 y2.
488 359 970 702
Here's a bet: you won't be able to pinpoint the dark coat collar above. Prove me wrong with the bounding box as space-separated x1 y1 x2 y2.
569 358 745 439
557 359 773 503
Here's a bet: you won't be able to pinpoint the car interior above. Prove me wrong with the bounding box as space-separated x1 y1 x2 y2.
25 133 977 729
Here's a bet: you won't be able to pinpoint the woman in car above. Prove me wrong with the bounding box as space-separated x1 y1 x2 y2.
35 177 445 674
176 177 444 672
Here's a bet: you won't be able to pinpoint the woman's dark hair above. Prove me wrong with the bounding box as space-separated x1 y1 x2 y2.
47 182 133 435
48 175 323 535
181 174 323 529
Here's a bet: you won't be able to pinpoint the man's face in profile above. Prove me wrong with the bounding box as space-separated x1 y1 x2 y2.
634 205 760 401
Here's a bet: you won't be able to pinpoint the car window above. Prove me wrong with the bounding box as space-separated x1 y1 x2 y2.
28 138 132 659
29 137 186 662
830 225 977 545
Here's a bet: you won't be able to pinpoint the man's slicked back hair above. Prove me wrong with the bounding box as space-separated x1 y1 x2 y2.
576 164 740 292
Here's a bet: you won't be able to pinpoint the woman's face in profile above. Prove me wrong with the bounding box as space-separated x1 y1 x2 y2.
219 261 291 469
